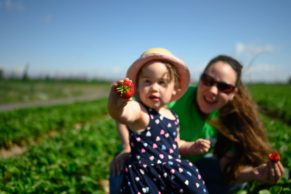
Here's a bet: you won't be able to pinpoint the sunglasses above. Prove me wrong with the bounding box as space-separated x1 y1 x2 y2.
200 73 236 94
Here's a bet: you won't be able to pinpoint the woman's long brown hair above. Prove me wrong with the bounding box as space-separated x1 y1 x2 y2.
204 55 272 182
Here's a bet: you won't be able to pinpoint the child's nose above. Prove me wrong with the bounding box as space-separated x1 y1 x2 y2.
150 83 159 91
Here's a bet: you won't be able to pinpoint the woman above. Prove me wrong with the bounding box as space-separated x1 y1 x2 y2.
110 54 284 194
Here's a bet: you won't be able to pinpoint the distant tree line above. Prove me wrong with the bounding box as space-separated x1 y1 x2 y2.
1 67 290 84
0 68 111 84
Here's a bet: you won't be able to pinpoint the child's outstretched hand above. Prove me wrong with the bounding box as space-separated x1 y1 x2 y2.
188 138 211 155
108 78 136 122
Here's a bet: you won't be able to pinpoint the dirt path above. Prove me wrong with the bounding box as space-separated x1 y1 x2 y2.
0 90 109 158
0 90 108 112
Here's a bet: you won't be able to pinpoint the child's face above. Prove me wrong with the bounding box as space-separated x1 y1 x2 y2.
137 62 177 110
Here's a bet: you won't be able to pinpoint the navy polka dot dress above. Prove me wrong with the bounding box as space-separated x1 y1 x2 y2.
120 108 208 194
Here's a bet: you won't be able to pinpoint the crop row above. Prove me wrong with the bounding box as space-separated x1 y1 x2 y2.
247 84 291 124
0 99 107 148
0 95 290 193
0 79 110 104
240 114 291 193
0 98 118 193
0 117 118 194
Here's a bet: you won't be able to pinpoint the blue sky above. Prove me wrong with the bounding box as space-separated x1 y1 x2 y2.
0 0 291 82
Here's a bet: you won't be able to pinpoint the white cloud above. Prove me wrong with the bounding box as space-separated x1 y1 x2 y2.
235 42 274 58
245 63 275 73
0 0 25 11
242 63 289 82
233 42 284 82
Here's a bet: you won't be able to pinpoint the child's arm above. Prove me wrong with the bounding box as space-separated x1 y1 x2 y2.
176 127 211 155
110 122 131 176
179 138 211 155
117 122 131 152
108 78 148 131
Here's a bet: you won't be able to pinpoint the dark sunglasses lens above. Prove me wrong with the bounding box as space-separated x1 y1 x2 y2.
201 73 235 94
201 74 215 86
217 83 235 93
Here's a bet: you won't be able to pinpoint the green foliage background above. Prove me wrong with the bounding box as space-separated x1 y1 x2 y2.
0 81 290 193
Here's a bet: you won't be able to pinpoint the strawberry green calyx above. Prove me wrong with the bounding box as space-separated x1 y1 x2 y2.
115 79 135 99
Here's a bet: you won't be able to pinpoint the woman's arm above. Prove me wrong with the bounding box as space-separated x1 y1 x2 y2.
234 161 285 184
220 151 285 184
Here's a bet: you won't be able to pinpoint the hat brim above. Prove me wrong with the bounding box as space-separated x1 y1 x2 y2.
126 53 190 101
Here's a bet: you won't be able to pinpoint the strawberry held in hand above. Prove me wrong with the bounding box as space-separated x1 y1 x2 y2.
268 151 280 162
115 79 135 99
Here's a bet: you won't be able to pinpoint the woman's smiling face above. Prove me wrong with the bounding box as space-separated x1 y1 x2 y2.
197 60 237 114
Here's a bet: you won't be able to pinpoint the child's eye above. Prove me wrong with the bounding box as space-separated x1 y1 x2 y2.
158 80 167 85
144 79 151 84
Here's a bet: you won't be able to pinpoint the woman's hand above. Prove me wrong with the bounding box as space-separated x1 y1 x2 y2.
253 160 285 184
110 148 131 176
220 151 285 184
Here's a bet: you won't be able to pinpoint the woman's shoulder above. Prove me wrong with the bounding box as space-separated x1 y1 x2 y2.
186 84 197 94
168 84 196 109
178 84 197 102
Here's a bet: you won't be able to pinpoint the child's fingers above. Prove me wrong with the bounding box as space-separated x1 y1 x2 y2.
197 138 211 144
196 139 211 148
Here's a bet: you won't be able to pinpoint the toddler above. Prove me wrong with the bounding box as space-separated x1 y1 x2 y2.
108 48 209 194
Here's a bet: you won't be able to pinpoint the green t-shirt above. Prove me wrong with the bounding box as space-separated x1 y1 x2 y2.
168 85 217 162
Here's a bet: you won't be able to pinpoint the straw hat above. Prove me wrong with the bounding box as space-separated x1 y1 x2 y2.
126 48 190 101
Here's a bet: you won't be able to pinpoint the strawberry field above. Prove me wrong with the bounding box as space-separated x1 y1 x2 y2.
0 82 290 193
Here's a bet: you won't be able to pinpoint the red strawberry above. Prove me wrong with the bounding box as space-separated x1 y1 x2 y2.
115 79 135 99
268 151 280 162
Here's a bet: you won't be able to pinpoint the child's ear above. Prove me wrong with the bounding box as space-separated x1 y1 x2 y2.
172 88 179 97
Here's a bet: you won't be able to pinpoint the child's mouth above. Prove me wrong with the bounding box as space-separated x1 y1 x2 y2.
149 95 160 102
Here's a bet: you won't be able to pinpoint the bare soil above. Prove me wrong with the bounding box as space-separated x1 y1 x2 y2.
0 88 108 112
0 88 109 158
